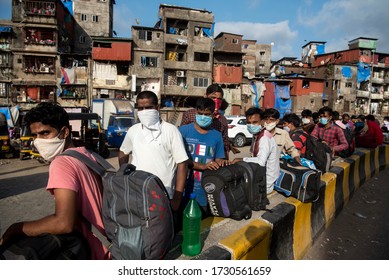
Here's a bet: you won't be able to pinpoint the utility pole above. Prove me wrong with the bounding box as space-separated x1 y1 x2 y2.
367 49 375 114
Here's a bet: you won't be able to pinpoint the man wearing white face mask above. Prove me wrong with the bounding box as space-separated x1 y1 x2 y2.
118 91 189 212
231 107 279 194
0 103 109 259
263 108 302 165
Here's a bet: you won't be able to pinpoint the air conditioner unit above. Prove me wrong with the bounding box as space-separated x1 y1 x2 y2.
176 71 185 77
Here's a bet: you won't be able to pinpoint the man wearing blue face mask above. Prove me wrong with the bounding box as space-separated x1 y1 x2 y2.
119 91 189 212
231 107 279 194
179 98 227 216
311 106 348 157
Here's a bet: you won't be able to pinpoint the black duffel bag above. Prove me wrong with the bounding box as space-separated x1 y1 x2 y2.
0 231 89 260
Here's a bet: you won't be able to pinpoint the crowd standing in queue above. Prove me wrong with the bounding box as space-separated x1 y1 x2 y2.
1 83 388 259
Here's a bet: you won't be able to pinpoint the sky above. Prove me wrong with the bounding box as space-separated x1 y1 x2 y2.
1 0 389 60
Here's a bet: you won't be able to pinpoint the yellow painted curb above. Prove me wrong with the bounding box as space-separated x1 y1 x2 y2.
219 219 272 260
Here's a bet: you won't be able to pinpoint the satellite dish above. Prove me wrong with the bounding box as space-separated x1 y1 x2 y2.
270 72 276 78
314 50 318 55
299 62 303 67
321 60 325 65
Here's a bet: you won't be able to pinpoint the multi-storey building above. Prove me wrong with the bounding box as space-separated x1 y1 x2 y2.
130 25 164 99
158 4 214 108
91 37 132 100
0 25 13 105
312 37 389 115
213 32 243 115
10 0 74 110
63 0 114 53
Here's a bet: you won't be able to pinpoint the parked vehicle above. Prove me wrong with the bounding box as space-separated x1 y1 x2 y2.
226 116 252 147
0 112 12 158
68 112 110 158
92 99 135 148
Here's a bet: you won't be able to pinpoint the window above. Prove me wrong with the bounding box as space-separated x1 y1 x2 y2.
0 83 7 97
92 15 99 23
194 77 209 88
243 44 249 49
23 56 55 74
25 1 56 16
25 28 55 45
345 82 353 88
194 52 209 62
232 39 239 44
139 30 152 41
79 36 86 44
81 14 87 21
242 59 248 65
141 56 158 67
0 53 10 66
302 80 310 89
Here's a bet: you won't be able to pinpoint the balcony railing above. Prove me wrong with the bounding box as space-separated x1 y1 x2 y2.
370 93 384 100
356 90 370 98
384 92 389 99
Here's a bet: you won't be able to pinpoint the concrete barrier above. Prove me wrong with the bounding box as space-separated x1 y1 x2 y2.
178 145 389 260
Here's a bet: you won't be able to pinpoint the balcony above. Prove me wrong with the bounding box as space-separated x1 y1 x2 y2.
356 90 369 98
370 93 384 100
384 91 389 99
371 77 384 84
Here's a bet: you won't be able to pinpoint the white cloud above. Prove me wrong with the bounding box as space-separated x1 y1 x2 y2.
297 0 389 53
215 21 298 60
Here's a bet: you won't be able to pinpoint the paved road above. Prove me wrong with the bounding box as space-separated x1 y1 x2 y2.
303 169 389 260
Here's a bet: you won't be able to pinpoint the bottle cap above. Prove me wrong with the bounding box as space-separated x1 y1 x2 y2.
190 193 196 200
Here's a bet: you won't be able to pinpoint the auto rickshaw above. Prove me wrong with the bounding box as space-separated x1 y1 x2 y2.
19 124 34 160
0 112 12 158
68 112 110 158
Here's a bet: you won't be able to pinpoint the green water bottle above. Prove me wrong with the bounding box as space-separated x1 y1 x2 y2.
182 193 202 256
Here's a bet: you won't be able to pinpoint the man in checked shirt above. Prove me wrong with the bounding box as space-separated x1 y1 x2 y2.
311 106 348 158
180 83 230 159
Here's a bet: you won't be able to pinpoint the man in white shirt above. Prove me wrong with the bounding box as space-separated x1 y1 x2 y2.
232 107 280 194
118 91 188 211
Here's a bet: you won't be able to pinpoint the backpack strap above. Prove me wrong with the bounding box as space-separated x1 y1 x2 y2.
61 149 115 177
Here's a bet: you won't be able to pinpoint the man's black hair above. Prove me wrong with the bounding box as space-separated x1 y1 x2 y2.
332 111 340 120
357 114 366 121
136 90 158 106
24 102 69 131
263 108 280 120
318 106 333 117
301 109 313 118
312 112 320 123
195 97 215 113
245 107 263 119
342 113 350 119
283 113 301 127
206 83 224 97
366 114 375 121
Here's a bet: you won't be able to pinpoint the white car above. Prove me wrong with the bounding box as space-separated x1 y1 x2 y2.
226 116 252 147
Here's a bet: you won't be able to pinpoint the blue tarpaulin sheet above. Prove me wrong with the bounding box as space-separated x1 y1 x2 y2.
274 84 291 118
317 44 325 55
275 84 290 99
0 26 12 32
357 62 370 83
63 1 73 15
342 66 352 78
251 82 259 108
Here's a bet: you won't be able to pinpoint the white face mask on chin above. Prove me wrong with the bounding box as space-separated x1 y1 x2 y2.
33 135 66 162
264 122 277 131
137 109 160 130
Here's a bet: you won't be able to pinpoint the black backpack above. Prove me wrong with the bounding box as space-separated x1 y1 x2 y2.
337 126 355 158
294 130 332 174
62 150 174 260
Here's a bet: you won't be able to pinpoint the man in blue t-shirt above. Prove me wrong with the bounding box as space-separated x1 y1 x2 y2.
179 98 227 213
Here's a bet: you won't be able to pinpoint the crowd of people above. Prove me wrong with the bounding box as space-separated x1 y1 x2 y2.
0 84 388 260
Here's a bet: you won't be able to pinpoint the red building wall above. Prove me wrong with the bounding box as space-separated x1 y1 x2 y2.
263 81 275 109
93 42 132 61
290 79 324 96
213 66 242 84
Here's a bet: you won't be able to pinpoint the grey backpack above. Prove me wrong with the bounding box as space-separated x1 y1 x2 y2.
62 150 174 260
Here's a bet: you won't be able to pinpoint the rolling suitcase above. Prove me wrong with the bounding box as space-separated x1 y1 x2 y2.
235 161 269 211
